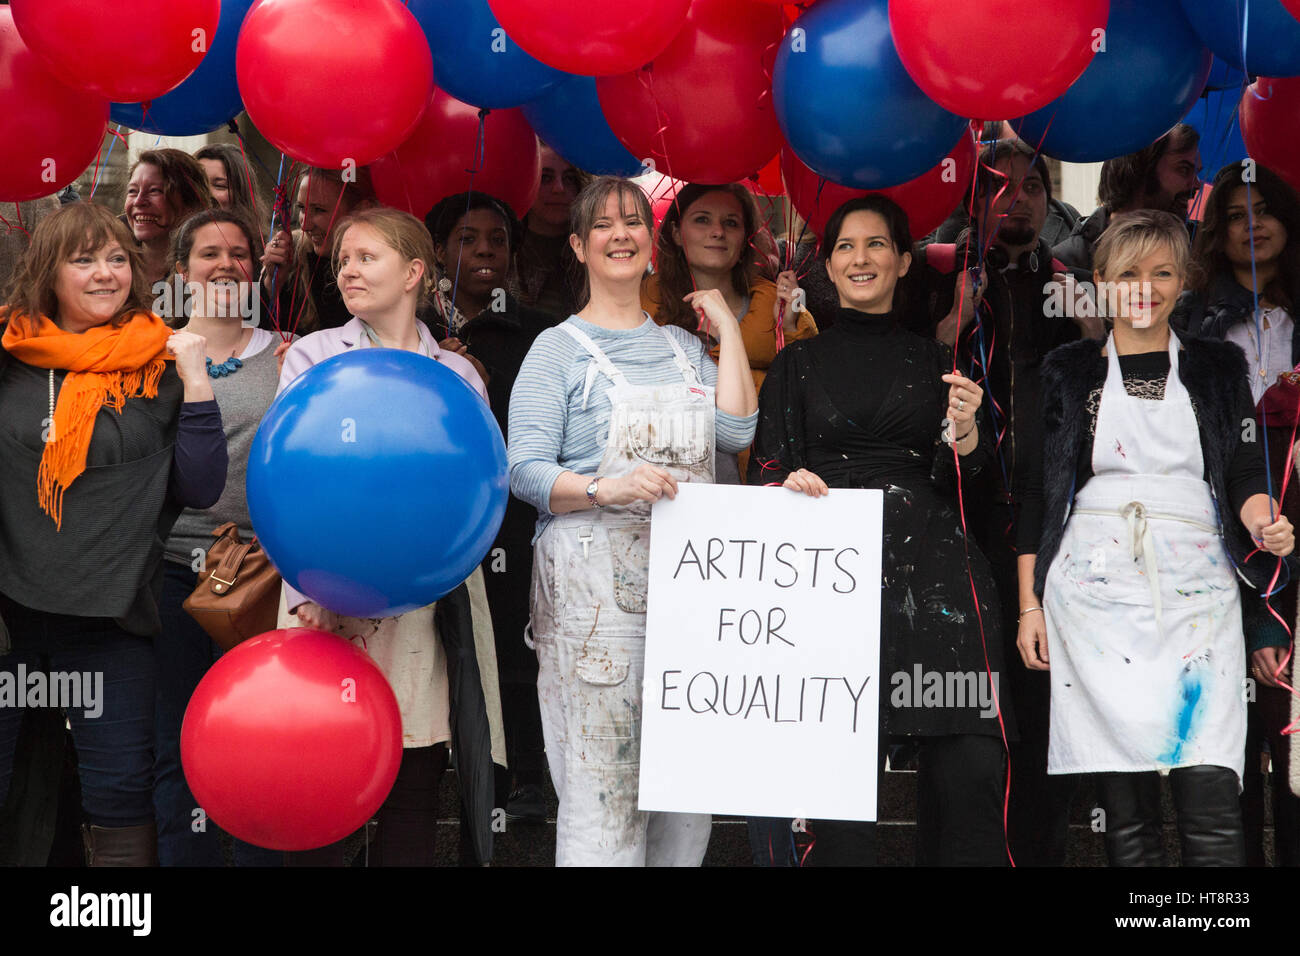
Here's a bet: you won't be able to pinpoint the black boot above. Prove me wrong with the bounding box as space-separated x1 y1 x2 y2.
1170 765 1246 867
81 823 157 867
1096 772 1164 866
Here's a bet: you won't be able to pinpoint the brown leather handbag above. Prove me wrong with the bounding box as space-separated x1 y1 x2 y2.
183 522 281 652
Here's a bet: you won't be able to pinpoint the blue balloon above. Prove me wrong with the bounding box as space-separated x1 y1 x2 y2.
247 349 508 619
1180 0 1300 78
110 0 252 136
1205 55 1247 93
521 74 643 176
773 0 967 189
409 0 563 110
1184 88 1248 176
1013 0 1213 163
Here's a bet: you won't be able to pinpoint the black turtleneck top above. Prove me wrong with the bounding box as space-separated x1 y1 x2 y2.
747 305 992 491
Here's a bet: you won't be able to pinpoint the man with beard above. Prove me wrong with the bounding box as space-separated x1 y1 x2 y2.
1053 124 1202 272
913 138 1097 866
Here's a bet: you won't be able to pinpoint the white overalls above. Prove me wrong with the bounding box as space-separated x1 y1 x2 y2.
1045 332 1246 782
531 323 716 866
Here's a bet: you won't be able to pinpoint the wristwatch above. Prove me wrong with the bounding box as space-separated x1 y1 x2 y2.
586 477 602 508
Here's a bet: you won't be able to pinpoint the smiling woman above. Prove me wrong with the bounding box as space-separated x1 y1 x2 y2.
123 149 215 291
0 201 226 866
1017 210 1296 867
748 194 1010 866
508 176 757 866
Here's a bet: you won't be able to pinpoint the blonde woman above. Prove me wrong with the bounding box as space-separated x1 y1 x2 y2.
278 207 504 866
1016 210 1295 866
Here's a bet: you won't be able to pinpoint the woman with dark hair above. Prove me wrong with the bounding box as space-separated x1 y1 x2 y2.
1180 162 1300 866
749 194 1011 866
0 202 226 865
124 149 216 289
509 176 757 865
152 208 291 866
260 166 379 333
1018 210 1293 867
424 190 558 823
193 143 267 231
644 183 817 480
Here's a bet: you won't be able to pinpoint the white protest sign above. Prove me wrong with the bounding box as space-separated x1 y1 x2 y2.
638 483 882 822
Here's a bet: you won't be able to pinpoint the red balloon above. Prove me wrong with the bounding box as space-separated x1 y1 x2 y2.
0 9 107 203
1241 76 1300 194
640 172 685 232
782 131 976 238
1284 0 1300 21
597 0 785 184
369 86 540 220
488 0 691 76
181 628 402 852
748 154 785 196
236 0 433 168
10 0 219 102
890 0 1109 120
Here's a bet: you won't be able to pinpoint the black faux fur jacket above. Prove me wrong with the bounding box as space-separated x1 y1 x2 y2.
1026 330 1296 598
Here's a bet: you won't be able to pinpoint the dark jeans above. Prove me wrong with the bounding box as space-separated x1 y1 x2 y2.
0 593 154 827
154 563 282 866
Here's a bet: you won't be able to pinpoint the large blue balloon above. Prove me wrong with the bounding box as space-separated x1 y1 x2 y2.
1184 88 1248 176
110 0 252 136
409 0 563 109
772 0 967 189
521 74 643 176
1180 0 1300 78
1013 0 1212 163
247 349 508 619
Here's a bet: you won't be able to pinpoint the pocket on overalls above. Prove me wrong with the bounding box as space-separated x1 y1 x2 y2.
573 642 640 768
608 525 650 614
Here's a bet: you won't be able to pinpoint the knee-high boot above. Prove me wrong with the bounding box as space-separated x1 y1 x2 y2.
1095 773 1164 866
1170 765 1246 867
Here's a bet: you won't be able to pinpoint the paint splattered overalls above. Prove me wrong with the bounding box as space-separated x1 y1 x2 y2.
530 323 716 865
1044 332 1246 782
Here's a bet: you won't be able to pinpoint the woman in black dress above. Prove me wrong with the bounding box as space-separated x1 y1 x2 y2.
749 195 1011 866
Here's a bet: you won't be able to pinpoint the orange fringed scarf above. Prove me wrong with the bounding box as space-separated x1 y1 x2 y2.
1 309 172 529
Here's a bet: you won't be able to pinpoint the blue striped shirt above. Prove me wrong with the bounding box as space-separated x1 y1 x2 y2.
508 314 758 539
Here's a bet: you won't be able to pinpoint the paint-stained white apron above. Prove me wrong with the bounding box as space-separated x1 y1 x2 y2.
1044 332 1246 782
531 323 716 866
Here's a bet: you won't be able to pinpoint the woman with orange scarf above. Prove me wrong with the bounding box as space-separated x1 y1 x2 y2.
0 203 226 866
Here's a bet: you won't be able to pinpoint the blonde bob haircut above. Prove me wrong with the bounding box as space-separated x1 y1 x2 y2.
1092 209 1191 283
330 207 437 309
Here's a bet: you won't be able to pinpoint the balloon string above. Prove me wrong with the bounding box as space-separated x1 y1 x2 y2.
87 125 123 201
441 109 490 336
743 170 793 351
947 123 1015 866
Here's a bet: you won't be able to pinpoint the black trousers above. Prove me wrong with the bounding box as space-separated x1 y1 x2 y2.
805 734 1008 866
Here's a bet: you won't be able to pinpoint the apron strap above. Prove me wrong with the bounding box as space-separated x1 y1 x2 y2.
561 322 628 409
659 327 703 386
